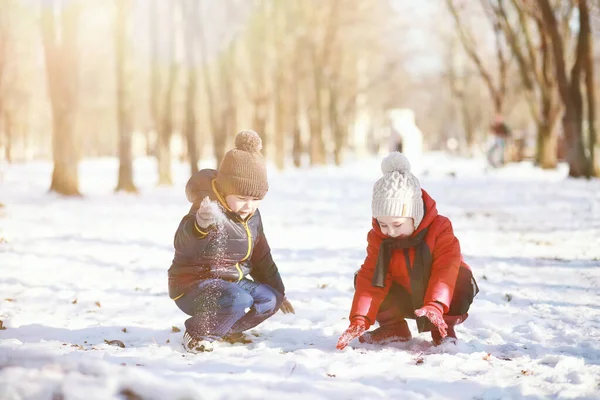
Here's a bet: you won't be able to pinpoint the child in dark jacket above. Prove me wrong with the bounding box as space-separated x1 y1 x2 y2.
337 152 478 350
169 130 294 353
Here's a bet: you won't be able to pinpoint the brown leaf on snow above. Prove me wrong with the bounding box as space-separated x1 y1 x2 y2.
0 320 6 330
95 302 102 308
104 339 125 348
498 356 513 361
71 299 77 304
122 328 127 333
521 370 533 376
120 389 143 400
4 298 14 302
415 357 425 365
483 353 492 361
326 373 336 378
172 326 181 333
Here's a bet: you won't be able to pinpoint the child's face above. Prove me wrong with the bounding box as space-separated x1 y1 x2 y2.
225 195 261 219
377 216 415 238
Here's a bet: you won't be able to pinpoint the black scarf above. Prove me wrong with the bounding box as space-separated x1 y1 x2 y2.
371 226 433 332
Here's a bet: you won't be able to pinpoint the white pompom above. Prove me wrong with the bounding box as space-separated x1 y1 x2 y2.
381 152 411 174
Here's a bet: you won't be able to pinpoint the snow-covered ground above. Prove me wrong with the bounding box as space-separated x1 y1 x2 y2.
0 154 599 400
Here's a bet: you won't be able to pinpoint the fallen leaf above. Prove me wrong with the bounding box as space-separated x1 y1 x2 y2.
72 299 77 304
122 328 127 333
318 283 328 289
498 356 512 361
504 294 513 302
521 370 533 376
95 302 101 308
172 326 181 333
119 389 143 400
483 353 492 361
166 339 170 343
326 373 336 378
4 298 14 302
104 339 125 348
0 320 6 330
415 357 424 365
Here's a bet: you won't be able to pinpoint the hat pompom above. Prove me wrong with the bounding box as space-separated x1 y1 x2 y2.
235 130 262 152
381 152 411 174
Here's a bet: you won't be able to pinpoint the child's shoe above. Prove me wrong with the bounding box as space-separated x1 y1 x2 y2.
359 320 412 344
183 330 214 353
431 313 467 345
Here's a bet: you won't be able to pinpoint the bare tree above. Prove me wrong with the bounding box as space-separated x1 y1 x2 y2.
0 1 11 162
150 0 177 185
115 0 137 192
488 0 562 168
581 0 597 175
181 0 200 174
41 0 82 195
539 0 591 177
446 0 509 115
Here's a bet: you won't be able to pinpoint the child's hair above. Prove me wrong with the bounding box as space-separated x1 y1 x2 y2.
372 152 424 228
215 130 269 199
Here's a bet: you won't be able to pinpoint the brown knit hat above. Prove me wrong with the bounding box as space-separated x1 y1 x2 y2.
215 130 268 199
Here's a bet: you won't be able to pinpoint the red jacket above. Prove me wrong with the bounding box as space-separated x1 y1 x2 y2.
350 189 469 325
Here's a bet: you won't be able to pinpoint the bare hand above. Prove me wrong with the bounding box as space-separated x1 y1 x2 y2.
279 297 295 314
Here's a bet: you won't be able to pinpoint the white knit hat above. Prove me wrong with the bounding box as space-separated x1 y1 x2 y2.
372 152 424 228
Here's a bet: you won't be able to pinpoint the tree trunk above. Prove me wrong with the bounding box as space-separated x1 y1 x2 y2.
537 122 558 169
582 0 597 176
115 0 137 193
458 96 474 155
50 107 80 195
274 68 286 170
252 97 269 154
539 0 590 177
41 0 81 196
181 0 200 175
148 0 159 159
3 112 12 163
309 68 326 165
185 68 199 174
291 76 302 168
156 3 176 185
157 62 176 185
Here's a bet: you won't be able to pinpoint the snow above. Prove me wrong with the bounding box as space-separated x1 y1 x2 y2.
1 153 599 400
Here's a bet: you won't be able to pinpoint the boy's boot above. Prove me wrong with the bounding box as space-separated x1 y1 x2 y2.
183 330 215 353
431 313 468 345
359 307 412 344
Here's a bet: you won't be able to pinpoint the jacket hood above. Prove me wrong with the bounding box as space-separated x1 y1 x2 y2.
185 169 218 205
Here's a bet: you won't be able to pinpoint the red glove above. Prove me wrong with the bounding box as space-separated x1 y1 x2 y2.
336 316 369 350
414 302 448 338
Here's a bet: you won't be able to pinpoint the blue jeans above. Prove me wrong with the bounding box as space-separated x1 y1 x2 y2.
487 137 506 168
175 278 283 340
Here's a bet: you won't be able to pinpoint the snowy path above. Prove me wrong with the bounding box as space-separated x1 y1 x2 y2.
1 155 599 400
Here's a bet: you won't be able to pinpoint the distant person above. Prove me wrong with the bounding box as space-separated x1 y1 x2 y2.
487 114 511 168
389 125 404 153
169 130 294 353
337 152 479 350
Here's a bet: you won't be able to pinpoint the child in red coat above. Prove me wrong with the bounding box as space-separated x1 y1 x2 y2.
337 152 478 350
